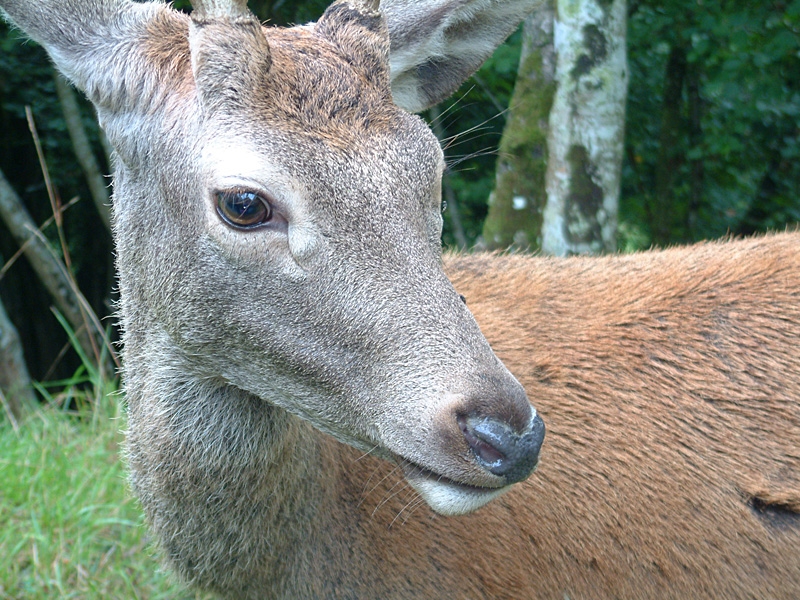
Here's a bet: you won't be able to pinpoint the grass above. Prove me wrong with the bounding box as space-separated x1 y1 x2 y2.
0 389 205 599
0 126 212 598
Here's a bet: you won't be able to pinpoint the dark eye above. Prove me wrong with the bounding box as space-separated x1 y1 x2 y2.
216 189 272 228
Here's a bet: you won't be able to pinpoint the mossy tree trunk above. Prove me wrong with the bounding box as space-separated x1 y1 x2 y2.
484 0 627 255
0 292 34 422
483 1 556 251
541 0 627 256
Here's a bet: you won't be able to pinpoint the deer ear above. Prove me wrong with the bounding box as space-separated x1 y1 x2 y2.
383 0 545 112
189 0 272 115
315 0 391 93
0 0 187 114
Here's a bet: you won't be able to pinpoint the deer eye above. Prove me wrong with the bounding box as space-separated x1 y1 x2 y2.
216 189 272 229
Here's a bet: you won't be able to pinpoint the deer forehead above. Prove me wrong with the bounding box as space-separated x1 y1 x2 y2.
200 140 302 192
136 18 414 152
178 21 445 197
202 25 394 142
199 115 443 205
197 92 445 220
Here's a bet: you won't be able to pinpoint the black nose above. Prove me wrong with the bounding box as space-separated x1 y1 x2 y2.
458 412 545 484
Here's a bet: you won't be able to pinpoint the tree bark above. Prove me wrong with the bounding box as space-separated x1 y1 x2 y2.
541 0 628 256
483 1 556 251
686 63 703 240
54 72 112 232
0 291 34 422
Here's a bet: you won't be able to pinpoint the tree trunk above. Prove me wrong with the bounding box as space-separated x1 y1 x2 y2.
541 0 628 256
483 1 556 251
0 291 34 423
687 63 703 240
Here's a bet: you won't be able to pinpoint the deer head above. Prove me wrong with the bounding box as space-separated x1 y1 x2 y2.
1 0 545 515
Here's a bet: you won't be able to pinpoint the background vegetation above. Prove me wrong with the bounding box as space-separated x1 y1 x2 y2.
0 0 798 597
1 389 203 598
623 0 800 246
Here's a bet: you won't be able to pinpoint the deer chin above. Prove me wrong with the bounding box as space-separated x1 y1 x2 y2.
322 427 511 516
400 461 511 516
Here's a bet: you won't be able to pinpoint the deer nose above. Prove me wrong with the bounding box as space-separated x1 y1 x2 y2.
458 412 545 484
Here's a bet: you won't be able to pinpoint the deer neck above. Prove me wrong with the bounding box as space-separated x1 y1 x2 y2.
123 327 347 595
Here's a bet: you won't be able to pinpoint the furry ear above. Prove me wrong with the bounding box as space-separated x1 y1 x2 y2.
0 0 185 113
382 0 547 112
315 0 391 93
189 0 272 115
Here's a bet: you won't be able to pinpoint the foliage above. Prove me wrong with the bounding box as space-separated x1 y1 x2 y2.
440 0 800 252
0 303 189 598
623 0 800 247
0 20 114 384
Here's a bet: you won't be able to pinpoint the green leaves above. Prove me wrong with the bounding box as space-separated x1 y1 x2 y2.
623 0 800 245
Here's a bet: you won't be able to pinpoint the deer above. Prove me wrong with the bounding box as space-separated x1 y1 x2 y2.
1 0 798 598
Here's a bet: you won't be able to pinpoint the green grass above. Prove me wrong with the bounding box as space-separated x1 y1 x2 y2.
0 392 205 599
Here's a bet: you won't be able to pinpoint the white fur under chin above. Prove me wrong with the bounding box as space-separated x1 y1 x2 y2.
407 476 511 516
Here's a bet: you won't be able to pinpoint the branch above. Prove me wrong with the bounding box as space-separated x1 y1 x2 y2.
0 168 112 368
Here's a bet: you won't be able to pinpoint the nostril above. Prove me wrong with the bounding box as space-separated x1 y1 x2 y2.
457 413 546 484
459 417 506 468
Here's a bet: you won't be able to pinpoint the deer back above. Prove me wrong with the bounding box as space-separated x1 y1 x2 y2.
441 232 800 598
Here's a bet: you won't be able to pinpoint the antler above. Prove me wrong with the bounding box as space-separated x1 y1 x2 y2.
358 0 381 12
188 0 271 114
190 0 252 20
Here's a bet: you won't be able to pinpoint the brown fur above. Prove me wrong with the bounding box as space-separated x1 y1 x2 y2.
224 232 799 599
442 233 800 598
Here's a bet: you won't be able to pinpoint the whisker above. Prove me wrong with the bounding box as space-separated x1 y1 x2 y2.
430 87 476 129
389 491 423 529
357 462 385 507
442 123 499 149
446 147 501 173
401 497 427 525
372 478 411 517
353 444 381 463
443 130 501 155
441 108 510 149
358 463 403 508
